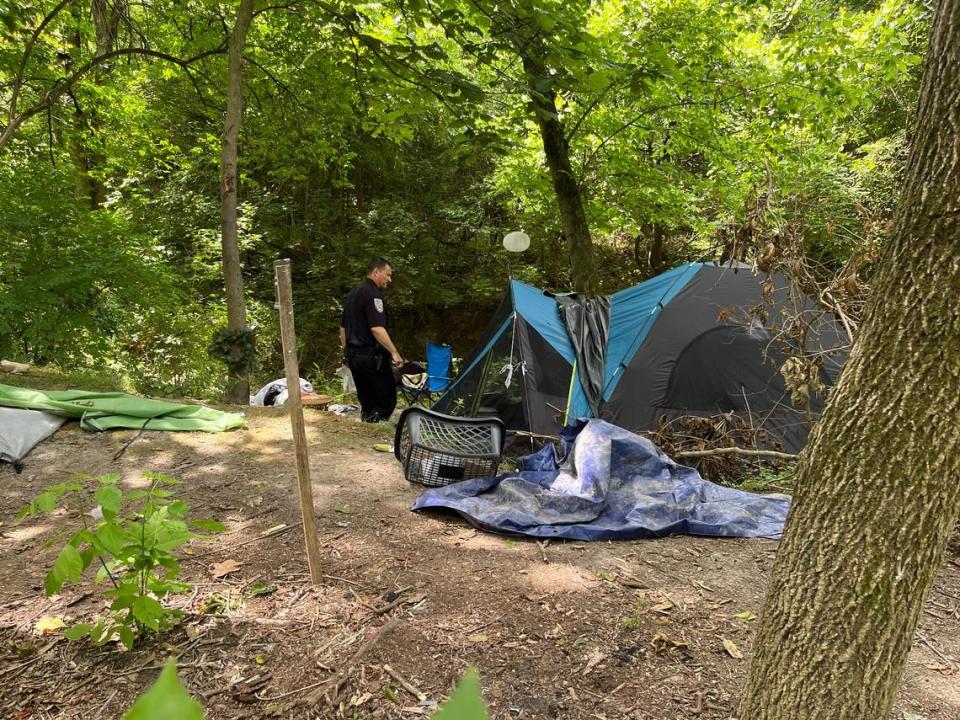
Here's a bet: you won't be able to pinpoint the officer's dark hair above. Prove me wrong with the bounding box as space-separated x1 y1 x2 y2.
366 257 392 275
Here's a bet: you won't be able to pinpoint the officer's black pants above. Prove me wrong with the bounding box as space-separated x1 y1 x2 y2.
346 348 397 422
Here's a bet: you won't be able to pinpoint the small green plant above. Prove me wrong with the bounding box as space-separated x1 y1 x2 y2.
20 472 224 649
308 362 350 403
738 463 797 493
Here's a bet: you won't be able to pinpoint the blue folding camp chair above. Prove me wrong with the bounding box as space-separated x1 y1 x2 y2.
401 342 453 406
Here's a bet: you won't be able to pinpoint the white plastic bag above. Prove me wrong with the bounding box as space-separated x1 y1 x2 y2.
336 365 356 395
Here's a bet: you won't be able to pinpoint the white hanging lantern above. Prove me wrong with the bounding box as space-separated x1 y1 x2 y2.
502 231 530 253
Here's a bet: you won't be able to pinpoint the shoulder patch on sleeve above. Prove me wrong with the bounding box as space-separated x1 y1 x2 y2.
373 298 384 313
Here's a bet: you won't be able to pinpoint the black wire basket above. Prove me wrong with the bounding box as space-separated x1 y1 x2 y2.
394 407 506 487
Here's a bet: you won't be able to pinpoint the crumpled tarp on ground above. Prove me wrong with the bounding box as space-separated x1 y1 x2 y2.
412 419 790 540
0 384 245 433
0 407 66 467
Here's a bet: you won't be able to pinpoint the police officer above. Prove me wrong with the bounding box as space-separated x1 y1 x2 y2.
339 258 404 422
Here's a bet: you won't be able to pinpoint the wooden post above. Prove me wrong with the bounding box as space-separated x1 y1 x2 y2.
274 259 323 585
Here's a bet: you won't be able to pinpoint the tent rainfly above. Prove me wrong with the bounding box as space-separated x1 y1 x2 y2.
432 262 848 453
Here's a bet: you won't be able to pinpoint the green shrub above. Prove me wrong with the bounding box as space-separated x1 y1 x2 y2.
20 472 224 649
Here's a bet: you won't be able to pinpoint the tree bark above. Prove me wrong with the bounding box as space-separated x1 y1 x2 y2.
219 0 255 403
739 1 960 718
522 55 597 294
85 0 122 208
66 1 119 209
68 3 97 208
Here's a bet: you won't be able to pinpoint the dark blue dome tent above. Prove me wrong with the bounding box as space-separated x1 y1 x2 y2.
432 262 848 453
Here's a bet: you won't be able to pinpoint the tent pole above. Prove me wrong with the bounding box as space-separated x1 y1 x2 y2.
469 330 499 417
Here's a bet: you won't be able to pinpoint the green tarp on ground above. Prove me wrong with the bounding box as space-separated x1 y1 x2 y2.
0 384 245 432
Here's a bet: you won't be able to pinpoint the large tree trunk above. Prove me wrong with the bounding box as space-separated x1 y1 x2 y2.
219 0 255 403
522 55 597 295
739 2 960 718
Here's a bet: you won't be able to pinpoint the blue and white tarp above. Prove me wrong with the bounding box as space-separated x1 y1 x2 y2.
411 419 790 540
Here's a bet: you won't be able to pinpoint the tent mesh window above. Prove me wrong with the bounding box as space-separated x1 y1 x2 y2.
472 321 526 427
433 294 513 417
394 407 506 487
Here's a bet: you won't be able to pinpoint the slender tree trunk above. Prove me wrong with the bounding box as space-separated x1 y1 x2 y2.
522 55 597 294
66 0 117 209
86 0 120 208
645 223 664 274
739 2 960 718
219 0 255 403
68 4 96 207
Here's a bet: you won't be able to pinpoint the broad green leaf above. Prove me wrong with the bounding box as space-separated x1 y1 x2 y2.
132 595 165 631
432 668 488 719
90 619 111 644
119 624 136 650
45 544 83 595
64 623 93 640
95 486 123 516
36 490 60 513
144 472 180 486
190 519 226 533
96 522 127 556
123 659 204 720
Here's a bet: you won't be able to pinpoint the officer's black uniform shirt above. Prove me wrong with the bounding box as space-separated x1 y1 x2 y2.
341 278 389 349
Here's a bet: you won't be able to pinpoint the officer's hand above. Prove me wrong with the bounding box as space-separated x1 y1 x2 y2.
391 352 403 366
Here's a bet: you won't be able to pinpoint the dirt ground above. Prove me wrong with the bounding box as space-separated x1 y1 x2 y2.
1 408 958 719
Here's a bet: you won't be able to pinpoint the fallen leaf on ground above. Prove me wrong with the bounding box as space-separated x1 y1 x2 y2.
734 611 757 621
35 616 66 634
467 634 489 643
722 637 743 659
351 691 373 707
651 632 689 653
211 559 241 578
583 648 606 674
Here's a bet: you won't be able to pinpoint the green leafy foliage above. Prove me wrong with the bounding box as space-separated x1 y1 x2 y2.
21 472 224 649
207 326 258 374
432 668 488 719
0 0 928 394
123 659 204 720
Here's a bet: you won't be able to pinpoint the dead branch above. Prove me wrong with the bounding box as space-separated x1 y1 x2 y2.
305 618 401 706
673 447 796 461
382 664 427 702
